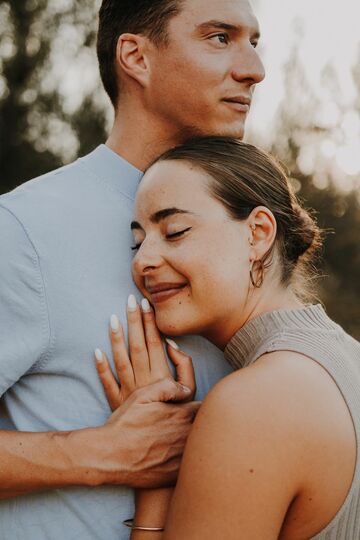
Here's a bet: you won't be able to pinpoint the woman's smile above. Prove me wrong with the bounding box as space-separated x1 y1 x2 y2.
146 281 189 304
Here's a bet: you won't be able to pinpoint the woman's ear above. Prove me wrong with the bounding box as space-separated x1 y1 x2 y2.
115 33 151 88
248 206 277 261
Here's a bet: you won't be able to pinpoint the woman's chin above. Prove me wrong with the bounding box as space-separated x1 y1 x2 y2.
155 316 196 338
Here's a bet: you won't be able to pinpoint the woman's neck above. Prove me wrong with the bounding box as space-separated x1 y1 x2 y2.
205 285 305 351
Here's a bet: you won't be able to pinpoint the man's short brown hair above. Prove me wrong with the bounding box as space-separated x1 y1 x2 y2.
97 0 183 107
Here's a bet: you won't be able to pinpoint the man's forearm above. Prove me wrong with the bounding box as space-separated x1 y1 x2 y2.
0 380 200 500
0 426 116 499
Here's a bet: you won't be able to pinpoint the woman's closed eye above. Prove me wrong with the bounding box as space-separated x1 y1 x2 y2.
131 227 192 251
166 227 192 240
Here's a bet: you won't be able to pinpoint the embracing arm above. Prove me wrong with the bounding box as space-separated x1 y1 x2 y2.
0 379 197 500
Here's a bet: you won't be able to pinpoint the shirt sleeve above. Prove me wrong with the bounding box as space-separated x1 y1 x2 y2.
0 204 50 396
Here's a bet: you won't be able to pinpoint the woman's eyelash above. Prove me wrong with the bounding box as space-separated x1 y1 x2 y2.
131 227 192 251
166 227 192 239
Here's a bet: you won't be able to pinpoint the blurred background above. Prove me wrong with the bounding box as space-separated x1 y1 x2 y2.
0 0 359 337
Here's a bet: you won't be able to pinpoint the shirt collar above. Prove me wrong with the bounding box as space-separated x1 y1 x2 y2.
79 144 143 201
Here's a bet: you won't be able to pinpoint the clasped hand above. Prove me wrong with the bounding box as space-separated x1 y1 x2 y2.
95 295 200 488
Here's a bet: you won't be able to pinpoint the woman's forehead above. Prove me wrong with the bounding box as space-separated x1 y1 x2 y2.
134 161 223 219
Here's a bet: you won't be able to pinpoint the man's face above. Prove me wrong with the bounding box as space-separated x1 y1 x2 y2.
146 0 265 140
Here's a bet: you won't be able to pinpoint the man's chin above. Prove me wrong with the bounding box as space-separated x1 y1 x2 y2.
202 121 246 141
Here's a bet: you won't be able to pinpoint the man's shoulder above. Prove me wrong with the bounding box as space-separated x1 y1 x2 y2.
0 158 84 209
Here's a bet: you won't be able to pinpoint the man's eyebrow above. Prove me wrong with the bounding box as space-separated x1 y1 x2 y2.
130 208 193 230
196 20 260 39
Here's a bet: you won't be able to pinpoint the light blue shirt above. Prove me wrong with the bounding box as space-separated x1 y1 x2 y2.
0 145 233 540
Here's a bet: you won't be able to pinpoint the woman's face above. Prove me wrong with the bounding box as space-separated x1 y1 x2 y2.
131 160 254 346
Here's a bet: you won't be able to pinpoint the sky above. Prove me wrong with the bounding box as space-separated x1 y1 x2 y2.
250 0 359 131
247 0 360 188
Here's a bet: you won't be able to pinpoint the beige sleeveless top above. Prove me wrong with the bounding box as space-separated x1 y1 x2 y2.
224 304 360 539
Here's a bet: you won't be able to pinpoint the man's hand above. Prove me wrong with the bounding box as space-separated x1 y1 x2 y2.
100 378 201 488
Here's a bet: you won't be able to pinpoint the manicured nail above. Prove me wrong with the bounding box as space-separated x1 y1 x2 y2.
95 348 103 362
110 314 120 333
127 294 137 312
141 298 151 312
165 338 180 350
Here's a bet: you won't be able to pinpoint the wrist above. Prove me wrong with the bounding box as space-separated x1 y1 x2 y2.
56 425 126 488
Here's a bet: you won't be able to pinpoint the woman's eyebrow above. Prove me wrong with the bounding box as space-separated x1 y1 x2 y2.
130 208 193 230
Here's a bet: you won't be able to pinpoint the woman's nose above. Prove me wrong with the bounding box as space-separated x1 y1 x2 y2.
132 243 163 276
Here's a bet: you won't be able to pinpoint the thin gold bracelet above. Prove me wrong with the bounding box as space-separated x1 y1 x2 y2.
123 518 164 532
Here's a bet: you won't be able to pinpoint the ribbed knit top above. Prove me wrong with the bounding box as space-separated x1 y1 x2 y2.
224 304 360 539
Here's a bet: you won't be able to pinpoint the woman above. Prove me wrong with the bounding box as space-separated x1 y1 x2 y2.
95 137 360 539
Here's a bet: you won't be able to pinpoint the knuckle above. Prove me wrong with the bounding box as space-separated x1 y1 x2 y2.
146 335 161 347
131 342 145 355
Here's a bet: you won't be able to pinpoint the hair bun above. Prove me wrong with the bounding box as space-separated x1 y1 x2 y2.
285 205 321 262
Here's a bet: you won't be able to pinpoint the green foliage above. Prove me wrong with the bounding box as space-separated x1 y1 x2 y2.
0 0 106 191
269 50 360 339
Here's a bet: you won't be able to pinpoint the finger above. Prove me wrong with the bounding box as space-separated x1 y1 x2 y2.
110 314 135 397
180 400 202 422
131 378 195 404
95 349 122 411
165 339 196 401
141 299 172 379
127 294 151 386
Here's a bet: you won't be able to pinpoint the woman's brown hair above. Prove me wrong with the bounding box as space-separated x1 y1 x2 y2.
150 136 322 297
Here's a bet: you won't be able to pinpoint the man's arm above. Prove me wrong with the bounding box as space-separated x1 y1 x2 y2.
0 379 199 499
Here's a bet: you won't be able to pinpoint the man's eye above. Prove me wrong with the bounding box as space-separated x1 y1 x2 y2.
210 33 229 45
166 227 192 239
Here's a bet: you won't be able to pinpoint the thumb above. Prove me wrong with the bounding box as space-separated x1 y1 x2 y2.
165 339 196 400
133 378 193 404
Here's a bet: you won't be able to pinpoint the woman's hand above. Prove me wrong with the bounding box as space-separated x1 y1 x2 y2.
95 295 196 410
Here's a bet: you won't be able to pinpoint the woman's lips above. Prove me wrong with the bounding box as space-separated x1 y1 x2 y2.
147 283 187 304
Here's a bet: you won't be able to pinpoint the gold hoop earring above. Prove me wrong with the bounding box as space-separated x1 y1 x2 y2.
250 259 264 288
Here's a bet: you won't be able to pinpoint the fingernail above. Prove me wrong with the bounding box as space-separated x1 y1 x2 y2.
127 294 137 312
95 348 103 362
141 298 151 312
110 314 120 333
165 338 180 350
180 384 191 394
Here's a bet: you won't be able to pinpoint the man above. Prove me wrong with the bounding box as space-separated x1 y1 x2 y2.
0 0 264 537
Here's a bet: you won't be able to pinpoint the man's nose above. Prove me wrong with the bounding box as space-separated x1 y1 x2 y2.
232 45 265 86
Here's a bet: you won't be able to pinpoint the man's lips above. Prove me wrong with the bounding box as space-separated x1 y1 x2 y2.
146 283 188 304
223 96 251 113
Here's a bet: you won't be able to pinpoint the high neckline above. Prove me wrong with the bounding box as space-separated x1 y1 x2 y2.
79 144 143 201
224 304 338 370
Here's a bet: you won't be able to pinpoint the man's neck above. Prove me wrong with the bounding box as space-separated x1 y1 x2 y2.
106 101 189 172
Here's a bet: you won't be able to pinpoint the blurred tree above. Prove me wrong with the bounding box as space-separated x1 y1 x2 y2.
0 0 107 193
270 49 360 338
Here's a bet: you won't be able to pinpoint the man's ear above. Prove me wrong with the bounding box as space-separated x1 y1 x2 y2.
248 206 277 261
115 33 151 88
